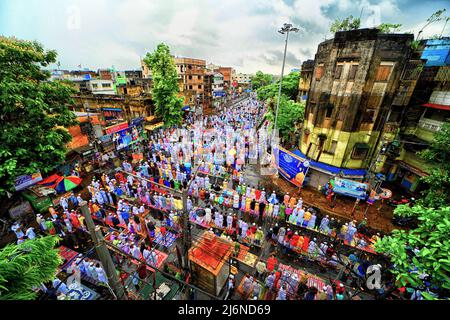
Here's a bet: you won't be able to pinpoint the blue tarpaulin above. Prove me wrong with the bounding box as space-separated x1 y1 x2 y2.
291 149 367 178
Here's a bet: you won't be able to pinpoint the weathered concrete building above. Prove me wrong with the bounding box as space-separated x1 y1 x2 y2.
298 28 418 188
387 38 450 193
297 59 314 102
175 57 206 109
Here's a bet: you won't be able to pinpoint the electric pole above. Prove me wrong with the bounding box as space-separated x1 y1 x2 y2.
79 201 127 300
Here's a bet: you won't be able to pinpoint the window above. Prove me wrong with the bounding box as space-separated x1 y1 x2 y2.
92 83 98 89
362 109 375 123
349 65 358 80
325 105 334 118
337 107 346 121
334 65 343 79
315 66 324 80
188 65 192 69
102 83 111 88
198 75 201 80
189 85 193 90
375 65 393 81
189 75 192 80
329 140 338 154
351 143 369 159
198 85 202 89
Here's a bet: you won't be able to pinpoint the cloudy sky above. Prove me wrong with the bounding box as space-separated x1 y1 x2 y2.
1 0 448 74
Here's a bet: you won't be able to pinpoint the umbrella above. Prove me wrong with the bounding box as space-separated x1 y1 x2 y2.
228 149 237 156
54 176 82 193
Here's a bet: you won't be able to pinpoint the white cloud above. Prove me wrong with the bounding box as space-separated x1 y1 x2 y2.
1 0 446 74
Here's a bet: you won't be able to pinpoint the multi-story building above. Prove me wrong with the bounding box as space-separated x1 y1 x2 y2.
212 72 225 107
297 28 419 188
232 71 252 90
86 79 116 95
175 57 206 109
297 60 314 102
386 38 450 193
216 67 233 94
203 72 214 110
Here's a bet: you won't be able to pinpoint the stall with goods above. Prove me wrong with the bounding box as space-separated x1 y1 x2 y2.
188 231 233 296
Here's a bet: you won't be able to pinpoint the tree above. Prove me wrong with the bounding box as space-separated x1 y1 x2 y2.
0 37 78 197
264 94 305 138
143 43 183 127
417 121 450 208
256 71 300 101
250 71 273 90
378 23 402 33
330 15 361 33
375 205 450 299
0 236 62 300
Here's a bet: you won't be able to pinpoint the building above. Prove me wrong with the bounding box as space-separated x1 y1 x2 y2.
141 59 152 79
98 69 113 81
297 59 314 102
232 71 252 89
206 63 220 72
212 72 225 107
298 28 418 188
386 38 450 193
86 79 116 95
203 72 214 110
216 67 233 93
175 57 206 109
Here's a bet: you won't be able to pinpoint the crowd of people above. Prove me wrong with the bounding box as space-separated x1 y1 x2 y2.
8 94 393 300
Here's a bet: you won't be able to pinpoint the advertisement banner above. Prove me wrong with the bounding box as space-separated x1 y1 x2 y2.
332 177 368 200
14 172 43 191
275 146 310 187
105 122 129 134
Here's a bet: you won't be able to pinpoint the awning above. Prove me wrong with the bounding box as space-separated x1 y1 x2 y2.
145 122 164 131
102 108 123 112
422 103 450 111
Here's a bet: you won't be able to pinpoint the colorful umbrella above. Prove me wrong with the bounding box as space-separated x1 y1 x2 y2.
54 176 82 193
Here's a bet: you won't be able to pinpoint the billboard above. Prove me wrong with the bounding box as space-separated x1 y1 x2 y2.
275 146 310 187
14 172 43 191
332 177 368 200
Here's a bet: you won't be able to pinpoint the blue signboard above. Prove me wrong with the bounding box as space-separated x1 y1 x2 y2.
213 91 226 97
131 116 145 127
275 146 310 187
332 177 368 200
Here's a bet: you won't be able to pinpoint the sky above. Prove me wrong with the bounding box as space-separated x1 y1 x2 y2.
0 0 449 74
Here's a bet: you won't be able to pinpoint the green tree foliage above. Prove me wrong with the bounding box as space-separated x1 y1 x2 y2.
264 95 305 137
378 23 402 33
0 236 62 300
375 205 450 299
0 37 78 197
417 121 450 208
330 15 361 33
256 71 300 101
250 71 273 90
143 43 183 127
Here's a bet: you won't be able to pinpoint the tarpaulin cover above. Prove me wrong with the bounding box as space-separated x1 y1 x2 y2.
190 234 232 270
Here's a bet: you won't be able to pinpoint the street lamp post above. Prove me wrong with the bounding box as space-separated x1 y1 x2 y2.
272 23 299 144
